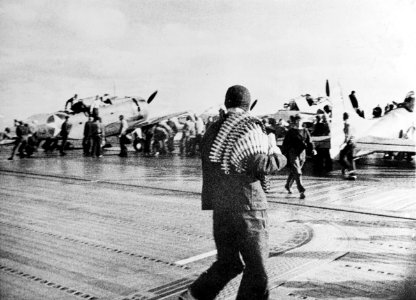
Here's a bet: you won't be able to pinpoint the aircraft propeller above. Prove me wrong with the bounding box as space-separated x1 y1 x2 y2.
250 99 258 111
147 91 158 104
326 80 330 97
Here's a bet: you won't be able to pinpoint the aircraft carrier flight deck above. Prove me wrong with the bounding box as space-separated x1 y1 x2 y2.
0 149 415 300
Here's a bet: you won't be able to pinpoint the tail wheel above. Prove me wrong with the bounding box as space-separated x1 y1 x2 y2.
133 138 142 152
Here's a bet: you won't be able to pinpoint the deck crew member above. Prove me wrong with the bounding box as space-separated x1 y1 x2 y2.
83 116 94 156
179 85 287 300
339 112 357 178
91 117 105 158
8 120 25 160
65 94 78 112
59 116 71 156
118 115 129 157
282 114 315 199
90 96 102 119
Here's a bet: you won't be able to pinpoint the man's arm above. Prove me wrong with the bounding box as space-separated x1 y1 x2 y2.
247 134 287 176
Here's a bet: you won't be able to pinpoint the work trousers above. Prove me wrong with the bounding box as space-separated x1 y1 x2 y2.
314 148 333 173
190 210 269 300
167 136 175 152
10 137 25 158
92 135 102 157
83 136 91 155
60 135 68 154
339 146 355 172
285 150 306 193
119 135 128 156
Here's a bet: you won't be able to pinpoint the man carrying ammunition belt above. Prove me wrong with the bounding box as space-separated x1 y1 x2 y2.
179 85 287 300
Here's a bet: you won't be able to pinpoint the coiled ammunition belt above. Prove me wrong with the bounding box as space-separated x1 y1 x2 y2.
209 112 271 192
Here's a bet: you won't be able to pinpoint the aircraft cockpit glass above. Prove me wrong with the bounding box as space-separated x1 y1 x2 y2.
46 115 55 124
55 113 67 120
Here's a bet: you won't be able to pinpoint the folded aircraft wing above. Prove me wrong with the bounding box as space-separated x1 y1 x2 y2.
0 139 15 145
125 110 191 132
355 135 416 157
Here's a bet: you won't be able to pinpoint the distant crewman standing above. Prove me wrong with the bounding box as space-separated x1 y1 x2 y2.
91 117 105 158
166 118 179 153
90 95 102 119
118 115 129 157
8 120 25 160
194 115 205 155
339 112 357 179
83 116 94 156
312 115 332 173
349 91 359 110
59 116 71 156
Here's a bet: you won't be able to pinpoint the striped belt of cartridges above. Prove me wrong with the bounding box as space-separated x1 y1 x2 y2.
209 112 272 192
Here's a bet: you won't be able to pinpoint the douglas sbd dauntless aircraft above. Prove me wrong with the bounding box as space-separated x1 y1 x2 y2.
329 85 415 160
272 80 333 125
10 91 190 151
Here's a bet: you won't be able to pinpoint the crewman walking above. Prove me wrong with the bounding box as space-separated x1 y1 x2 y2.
179 85 287 300
282 114 315 199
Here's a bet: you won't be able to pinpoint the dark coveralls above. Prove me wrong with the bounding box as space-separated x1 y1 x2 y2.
9 124 25 159
339 140 356 174
282 128 313 193
189 118 287 300
60 120 71 155
83 120 93 155
119 119 129 157
312 122 332 173
91 121 104 157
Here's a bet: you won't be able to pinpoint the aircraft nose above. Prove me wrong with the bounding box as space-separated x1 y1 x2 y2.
37 125 55 139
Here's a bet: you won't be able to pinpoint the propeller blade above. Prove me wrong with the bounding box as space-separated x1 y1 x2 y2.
250 99 258 111
147 90 158 104
326 80 330 97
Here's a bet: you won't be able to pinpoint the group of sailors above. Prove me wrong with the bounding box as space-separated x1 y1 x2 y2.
349 90 415 119
4 89 414 180
5 120 39 160
4 116 72 160
117 114 207 158
262 112 334 175
1 104 355 180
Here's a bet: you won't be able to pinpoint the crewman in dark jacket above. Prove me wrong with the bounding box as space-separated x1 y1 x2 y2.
8 120 25 160
83 116 94 156
282 114 315 199
59 116 71 156
91 117 105 157
179 85 287 300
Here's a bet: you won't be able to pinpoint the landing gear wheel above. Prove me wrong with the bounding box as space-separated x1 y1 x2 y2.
133 138 143 152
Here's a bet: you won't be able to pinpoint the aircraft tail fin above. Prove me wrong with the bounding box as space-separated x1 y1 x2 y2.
329 82 346 159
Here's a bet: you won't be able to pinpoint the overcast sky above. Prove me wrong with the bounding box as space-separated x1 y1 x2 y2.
0 0 415 127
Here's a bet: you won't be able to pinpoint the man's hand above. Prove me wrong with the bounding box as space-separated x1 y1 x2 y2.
267 133 281 155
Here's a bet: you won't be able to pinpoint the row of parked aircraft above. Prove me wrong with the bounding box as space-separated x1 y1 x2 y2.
2 81 415 160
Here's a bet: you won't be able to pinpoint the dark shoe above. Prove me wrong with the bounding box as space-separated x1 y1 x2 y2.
178 289 197 300
300 192 305 199
285 185 292 194
7 156 13 160
60 152 66 156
